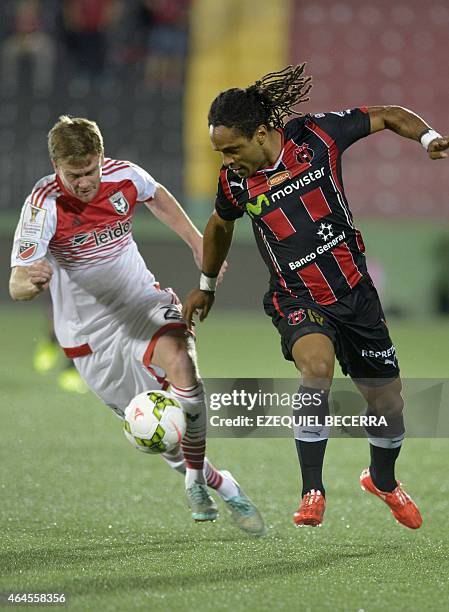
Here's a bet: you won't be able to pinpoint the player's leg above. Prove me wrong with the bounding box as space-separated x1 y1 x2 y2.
151 330 219 520
152 330 265 535
291 333 335 526
355 377 422 529
152 330 233 494
152 331 207 484
355 377 405 492
160 445 225 492
339 279 422 528
161 447 265 536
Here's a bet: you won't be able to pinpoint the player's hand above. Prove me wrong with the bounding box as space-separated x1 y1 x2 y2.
428 136 449 160
28 258 53 290
182 288 215 330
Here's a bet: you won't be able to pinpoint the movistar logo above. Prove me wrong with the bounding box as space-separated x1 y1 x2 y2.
245 194 270 218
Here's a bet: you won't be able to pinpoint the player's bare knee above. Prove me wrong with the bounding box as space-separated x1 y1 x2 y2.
299 356 334 384
369 389 404 418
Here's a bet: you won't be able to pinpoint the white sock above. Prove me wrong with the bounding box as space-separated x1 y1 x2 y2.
215 474 240 501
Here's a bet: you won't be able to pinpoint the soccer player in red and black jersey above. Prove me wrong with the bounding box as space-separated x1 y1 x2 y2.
183 64 449 529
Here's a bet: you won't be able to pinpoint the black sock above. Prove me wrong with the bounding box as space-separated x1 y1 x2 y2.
295 439 327 497
369 444 401 492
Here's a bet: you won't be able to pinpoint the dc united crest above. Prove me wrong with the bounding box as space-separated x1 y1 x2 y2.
295 143 314 164
109 191 129 215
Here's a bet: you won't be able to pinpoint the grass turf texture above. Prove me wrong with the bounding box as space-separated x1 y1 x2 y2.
1 305 449 611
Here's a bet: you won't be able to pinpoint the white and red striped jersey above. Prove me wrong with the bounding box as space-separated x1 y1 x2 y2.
11 158 160 354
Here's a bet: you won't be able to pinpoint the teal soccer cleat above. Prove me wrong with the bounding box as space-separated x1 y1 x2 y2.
220 470 266 537
186 482 219 522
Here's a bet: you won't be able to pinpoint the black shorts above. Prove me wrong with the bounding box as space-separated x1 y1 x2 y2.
263 277 400 384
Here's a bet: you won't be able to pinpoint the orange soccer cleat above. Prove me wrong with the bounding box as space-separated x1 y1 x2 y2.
293 489 326 527
360 468 423 529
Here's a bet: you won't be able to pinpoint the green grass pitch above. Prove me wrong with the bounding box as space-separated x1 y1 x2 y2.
1 305 449 611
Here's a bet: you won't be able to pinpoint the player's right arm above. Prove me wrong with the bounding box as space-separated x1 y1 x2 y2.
182 212 235 329
9 259 53 301
9 177 57 301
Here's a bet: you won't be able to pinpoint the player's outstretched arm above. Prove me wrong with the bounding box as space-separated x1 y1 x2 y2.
368 106 448 159
182 212 235 330
145 183 203 264
9 258 53 301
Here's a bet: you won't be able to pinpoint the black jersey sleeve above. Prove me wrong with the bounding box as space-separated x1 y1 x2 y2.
308 107 371 152
214 170 245 221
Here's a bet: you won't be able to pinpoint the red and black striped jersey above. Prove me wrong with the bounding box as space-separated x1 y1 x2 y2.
214 107 371 306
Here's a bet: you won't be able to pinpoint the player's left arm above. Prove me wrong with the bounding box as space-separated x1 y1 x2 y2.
368 106 448 160
145 183 203 268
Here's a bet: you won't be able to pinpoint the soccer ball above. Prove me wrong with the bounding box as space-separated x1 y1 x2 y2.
123 390 186 454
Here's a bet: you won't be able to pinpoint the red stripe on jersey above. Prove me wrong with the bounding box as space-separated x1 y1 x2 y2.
32 180 57 208
332 242 363 289
103 161 128 170
103 158 131 170
300 187 332 221
38 182 58 208
355 228 366 253
62 343 93 358
31 184 48 207
272 291 284 317
247 173 270 198
305 120 343 192
297 263 336 305
102 165 131 176
256 225 298 299
220 171 240 208
261 208 296 241
31 186 45 207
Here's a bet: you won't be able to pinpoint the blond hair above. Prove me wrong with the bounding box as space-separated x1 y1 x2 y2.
48 115 104 165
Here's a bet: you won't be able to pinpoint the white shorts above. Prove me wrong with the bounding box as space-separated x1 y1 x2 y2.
74 287 188 418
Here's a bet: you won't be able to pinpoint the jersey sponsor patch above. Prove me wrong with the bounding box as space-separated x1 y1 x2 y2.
267 171 291 187
245 194 270 218
93 219 131 246
20 203 46 239
109 191 129 215
18 240 38 260
73 232 90 246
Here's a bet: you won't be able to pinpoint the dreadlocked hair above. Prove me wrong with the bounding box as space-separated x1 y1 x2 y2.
208 64 312 138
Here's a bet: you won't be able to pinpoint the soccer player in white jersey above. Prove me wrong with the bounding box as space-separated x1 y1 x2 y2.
9 115 265 537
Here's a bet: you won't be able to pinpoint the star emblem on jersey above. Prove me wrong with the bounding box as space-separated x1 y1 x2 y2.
295 143 314 164
109 191 129 215
317 223 334 242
